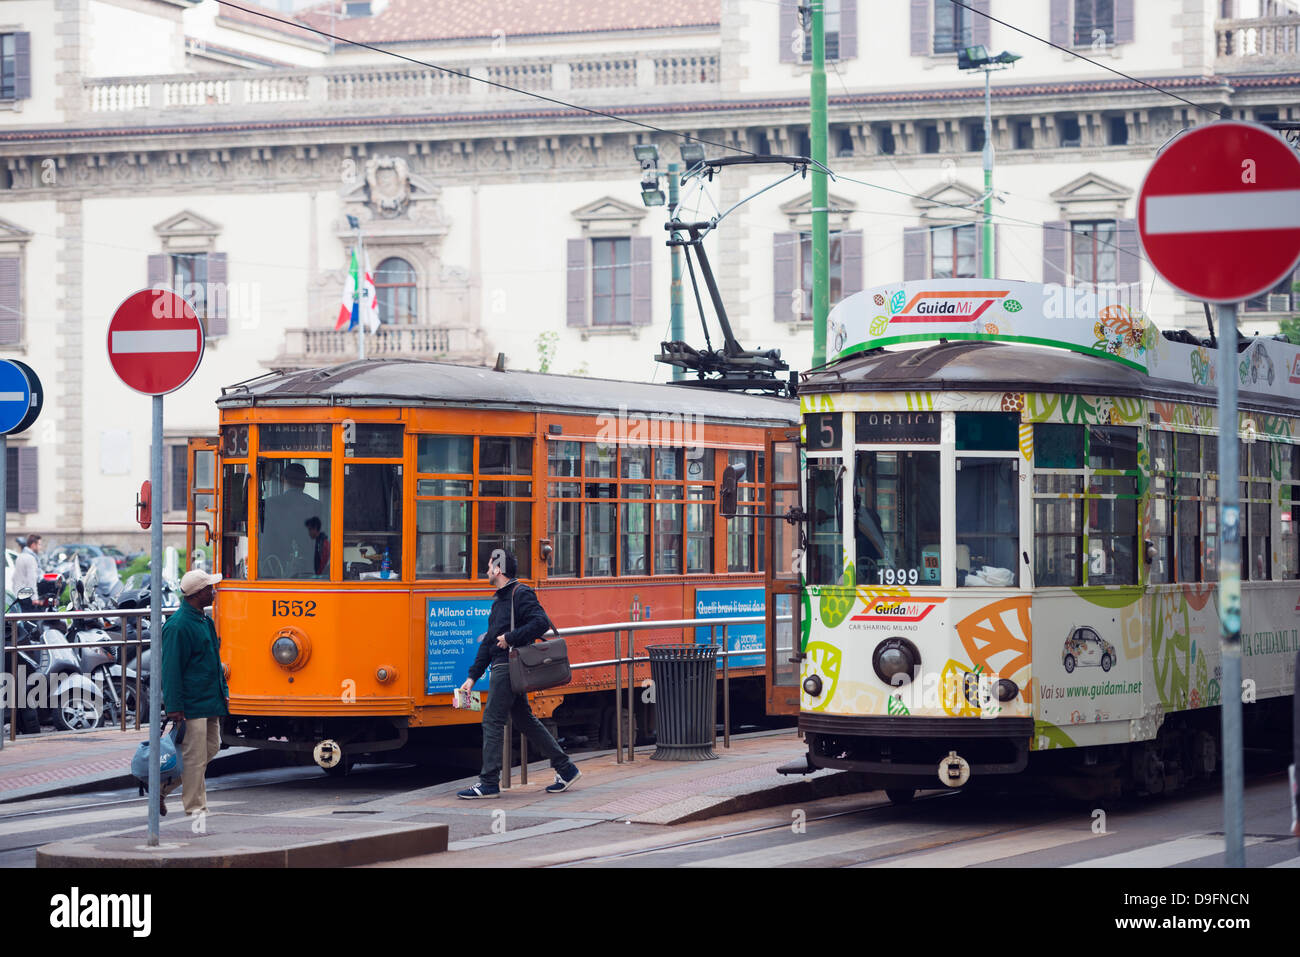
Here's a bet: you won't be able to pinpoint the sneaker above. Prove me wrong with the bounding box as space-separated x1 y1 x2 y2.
545 764 581 794
458 782 500 799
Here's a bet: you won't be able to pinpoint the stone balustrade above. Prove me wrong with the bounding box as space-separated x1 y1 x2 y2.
281 325 471 364
1216 15 1300 66
83 51 720 115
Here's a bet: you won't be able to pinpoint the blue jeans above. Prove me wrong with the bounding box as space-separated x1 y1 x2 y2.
480 664 573 787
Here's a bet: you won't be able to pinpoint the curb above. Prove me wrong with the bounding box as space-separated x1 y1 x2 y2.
36 821 449 868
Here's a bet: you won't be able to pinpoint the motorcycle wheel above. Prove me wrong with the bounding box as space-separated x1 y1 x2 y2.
52 683 107 732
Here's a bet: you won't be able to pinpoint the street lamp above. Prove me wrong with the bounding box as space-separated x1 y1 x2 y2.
957 45 1020 280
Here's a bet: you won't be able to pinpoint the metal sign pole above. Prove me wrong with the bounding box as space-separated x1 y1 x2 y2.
0 431 6 754
1216 301 1244 868
147 395 164 845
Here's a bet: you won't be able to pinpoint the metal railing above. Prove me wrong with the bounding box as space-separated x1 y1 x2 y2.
3 607 174 743
502 614 787 789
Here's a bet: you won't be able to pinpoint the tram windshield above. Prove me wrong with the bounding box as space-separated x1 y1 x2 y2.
258 458 332 580
854 450 940 586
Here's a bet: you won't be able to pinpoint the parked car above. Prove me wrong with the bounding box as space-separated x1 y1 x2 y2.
50 544 128 574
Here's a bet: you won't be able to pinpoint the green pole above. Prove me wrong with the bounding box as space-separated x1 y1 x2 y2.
981 68 994 279
668 162 684 381
810 0 829 367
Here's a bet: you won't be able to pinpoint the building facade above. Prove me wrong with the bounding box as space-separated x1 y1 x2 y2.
1 0 1298 543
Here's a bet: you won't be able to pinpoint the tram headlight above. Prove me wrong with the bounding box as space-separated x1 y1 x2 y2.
872 637 921 687
270 627 311 671
802 675 823 697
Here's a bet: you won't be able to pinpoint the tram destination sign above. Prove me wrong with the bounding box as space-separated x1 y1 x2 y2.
1137 120 1300 304
855 411 940 444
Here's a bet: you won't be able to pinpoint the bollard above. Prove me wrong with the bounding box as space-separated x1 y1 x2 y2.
502 713 512 789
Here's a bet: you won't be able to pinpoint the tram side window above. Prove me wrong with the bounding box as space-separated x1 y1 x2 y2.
258 459 331 580
1086 426 1139 586
806 458 843 585
1280 443 1300 580
479 437 533 579
547 442 581 577
956 456 1019 586
416 435 473 579
1032 423 1084 586
655 448 683 575
343 463 402 580
685 451 715 574
727 451 757 573
855 450 940 586
1243 439 1272 581
1172 431 1200 583
222 464 249 580
1148 430 1173 584
1202 437 1219 582
621 447 650 576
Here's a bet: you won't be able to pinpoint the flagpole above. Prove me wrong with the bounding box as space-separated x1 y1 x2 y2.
355 222 366 362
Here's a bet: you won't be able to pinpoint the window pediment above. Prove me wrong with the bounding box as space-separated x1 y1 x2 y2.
154 210 221 252
0 216 32 249
1050 172 1132 219
911 181 984 223
780 192 856 231
571 196 646 235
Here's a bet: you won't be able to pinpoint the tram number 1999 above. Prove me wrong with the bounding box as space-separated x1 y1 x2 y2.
877 568 919 585
271 600 316 618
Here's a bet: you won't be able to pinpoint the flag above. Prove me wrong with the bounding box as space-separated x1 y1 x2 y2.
335 248 360 330
361 251 380 333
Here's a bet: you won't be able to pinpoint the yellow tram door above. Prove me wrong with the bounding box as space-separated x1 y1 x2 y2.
186 436 219 572
764 428 802 715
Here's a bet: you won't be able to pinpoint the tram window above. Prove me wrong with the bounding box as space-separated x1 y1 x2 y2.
480 437 533 475
956 413 1019 452
548 498 579 577
1086 497 1138 585
342 463 402 580
956 457 1019 586
686 451 714 481
585 443 616 478
727 452 757 573
548 441 581 477
585 502 615 577
854 451 940 586
221 464 249 580
806 459 843 585
259 423 332 453
345 424 403 459
257 459 331 580
622 447 651 481
417 479 471 496
1148 431 1173 584
417 435 472 474
416 501 469 579
480 480 532 497
1033 424 1084 469
1249 500 1271 580
1280 483 1299 580
655 448 683 480
1088 426 1138 470
1171 432 1201 583
480 501 531 579
1034 499 1083 586
654 499 683 575
686 489 715 574
622 501 650 575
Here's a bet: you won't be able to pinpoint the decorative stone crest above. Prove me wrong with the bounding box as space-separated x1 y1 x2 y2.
365 156 411 217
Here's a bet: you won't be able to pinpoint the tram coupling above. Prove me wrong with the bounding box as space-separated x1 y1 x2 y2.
941 751 972 788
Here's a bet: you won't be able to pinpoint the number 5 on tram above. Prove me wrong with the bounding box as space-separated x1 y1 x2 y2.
197 360 796 769
757 279 1300 801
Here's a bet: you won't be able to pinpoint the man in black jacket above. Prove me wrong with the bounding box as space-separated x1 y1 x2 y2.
457 548 580 798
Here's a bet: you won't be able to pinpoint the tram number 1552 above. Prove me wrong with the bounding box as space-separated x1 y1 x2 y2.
271 600 317 618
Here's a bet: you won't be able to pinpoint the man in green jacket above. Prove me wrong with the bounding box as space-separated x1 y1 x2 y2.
160 570 229 817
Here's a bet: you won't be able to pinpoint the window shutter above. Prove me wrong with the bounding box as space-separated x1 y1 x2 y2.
840 229 864 298
0 256 20 346
1043 220 1068 284
13 33 31 101
1115 0 1134 44
779 0 799 63
17 446 37 514
1050 0 1070 46
631 236 653 326
839 0 858 59
1116 217 1139 298
910 0 929 55
148 253 170 289
971 0 990 46
773 232 797 322
206 252 228 337
903 227 927 281
566 239 587 327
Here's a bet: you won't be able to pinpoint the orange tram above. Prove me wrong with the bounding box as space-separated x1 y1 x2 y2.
196 359 797 769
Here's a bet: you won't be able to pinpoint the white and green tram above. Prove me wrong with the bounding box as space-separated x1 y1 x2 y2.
776 279 1300 801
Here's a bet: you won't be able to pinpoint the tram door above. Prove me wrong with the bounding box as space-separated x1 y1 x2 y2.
764 429 802 715
186 437 219 572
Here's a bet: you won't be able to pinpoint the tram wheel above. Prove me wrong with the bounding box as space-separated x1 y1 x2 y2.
885 788 915 806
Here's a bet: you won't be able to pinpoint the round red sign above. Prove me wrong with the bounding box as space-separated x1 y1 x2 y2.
1137 120 1300 304
107 289 205 396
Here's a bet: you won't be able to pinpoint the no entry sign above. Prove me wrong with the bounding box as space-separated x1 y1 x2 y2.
107 288 205 395
1137 120 1300 303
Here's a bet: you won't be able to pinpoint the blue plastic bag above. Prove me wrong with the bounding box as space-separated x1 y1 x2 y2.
131 721 184 793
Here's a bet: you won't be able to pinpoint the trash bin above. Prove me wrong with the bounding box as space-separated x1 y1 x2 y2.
647 643 718 761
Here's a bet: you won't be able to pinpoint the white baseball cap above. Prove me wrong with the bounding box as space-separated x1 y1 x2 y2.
179 569 222 596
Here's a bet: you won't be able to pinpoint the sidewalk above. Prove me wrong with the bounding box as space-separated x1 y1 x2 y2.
32 729 873 867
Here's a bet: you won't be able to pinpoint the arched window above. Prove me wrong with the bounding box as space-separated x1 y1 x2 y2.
374 257 417 325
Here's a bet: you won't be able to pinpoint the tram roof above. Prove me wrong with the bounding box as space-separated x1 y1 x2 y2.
803 340 1297 413
218 358 798 425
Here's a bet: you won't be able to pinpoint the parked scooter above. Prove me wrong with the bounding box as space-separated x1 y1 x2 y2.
2 589 106 733
65 560 147 726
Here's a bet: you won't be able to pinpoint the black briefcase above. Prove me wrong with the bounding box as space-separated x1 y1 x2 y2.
509 637 571 694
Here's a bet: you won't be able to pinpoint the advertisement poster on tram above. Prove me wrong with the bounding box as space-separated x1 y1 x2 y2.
694 587 764 668
425 598 493 694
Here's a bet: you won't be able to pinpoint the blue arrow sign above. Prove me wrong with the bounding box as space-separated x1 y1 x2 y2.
0 360 35 435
